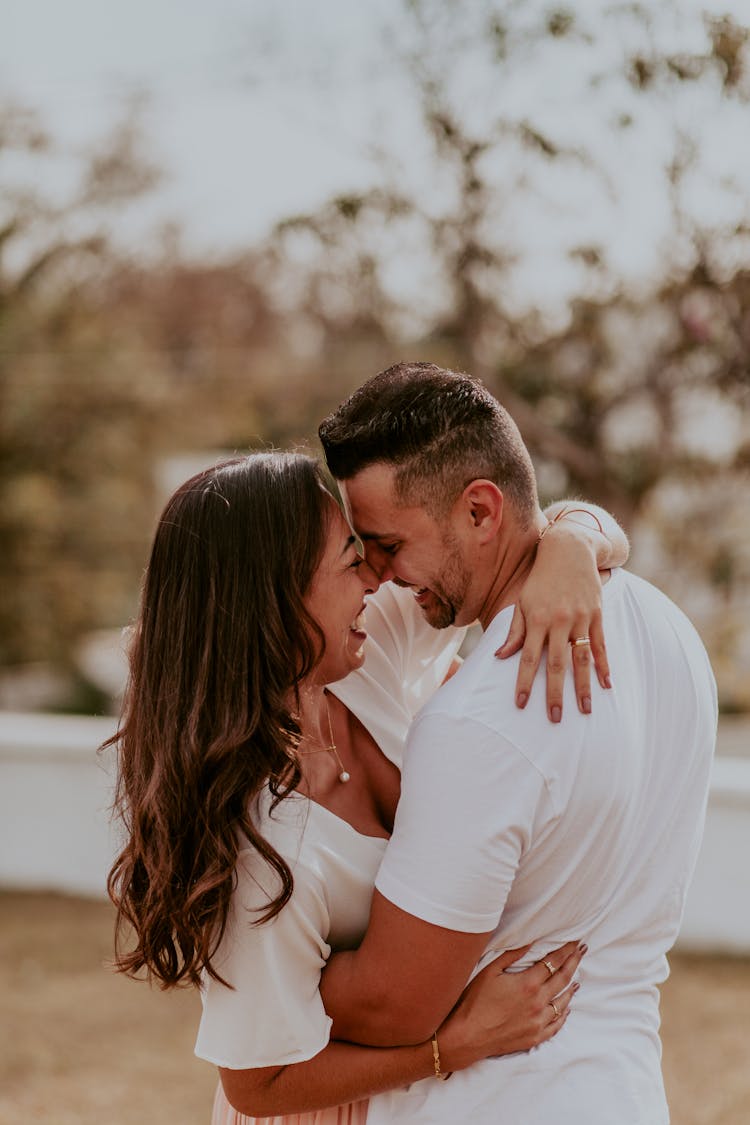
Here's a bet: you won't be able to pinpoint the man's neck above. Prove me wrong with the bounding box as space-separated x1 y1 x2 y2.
474 510 547 631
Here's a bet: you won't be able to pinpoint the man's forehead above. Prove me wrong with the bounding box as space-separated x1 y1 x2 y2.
340 462 398 498
339 473 436 544
338 465 399 526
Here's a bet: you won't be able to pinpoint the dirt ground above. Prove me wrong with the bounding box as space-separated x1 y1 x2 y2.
0 891 747 1125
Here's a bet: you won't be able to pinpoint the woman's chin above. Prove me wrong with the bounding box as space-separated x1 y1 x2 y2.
347 636 368 669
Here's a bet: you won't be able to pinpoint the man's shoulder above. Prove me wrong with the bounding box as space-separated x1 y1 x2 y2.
413 617 554 750
607 567 711 657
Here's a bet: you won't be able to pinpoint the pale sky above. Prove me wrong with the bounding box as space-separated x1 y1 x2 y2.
2 0 405 247
2 0 749 314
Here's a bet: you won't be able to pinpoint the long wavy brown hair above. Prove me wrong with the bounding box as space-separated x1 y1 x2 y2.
104 452 332 988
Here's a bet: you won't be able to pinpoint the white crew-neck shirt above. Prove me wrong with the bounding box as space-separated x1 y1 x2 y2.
371 568 717 1125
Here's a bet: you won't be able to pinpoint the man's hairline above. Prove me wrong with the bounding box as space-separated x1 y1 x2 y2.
335 459 452 538
335 460 499 533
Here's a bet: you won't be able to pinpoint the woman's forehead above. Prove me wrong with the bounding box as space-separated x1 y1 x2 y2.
319 497 354 554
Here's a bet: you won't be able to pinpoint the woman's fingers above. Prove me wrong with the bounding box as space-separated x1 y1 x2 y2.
589 609 612 691
492 944 533 972
495 605 526 661
499 592 613 720
544 621 573 723
538 941 587 996
509 622 547 709
509 621 611 720
568 616 596 716
541 980 579 1034
532 940 587 1044
512 612 600 723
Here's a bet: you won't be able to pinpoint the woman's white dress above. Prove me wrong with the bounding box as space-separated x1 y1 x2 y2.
194 584 464 1125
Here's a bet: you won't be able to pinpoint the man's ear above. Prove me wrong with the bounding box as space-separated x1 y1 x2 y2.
459 479 504 541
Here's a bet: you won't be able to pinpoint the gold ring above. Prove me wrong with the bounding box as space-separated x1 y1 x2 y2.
571 637 591 648
542 959 557 977
550 999 560 1020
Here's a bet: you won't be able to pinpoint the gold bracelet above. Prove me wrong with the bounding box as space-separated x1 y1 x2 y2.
538 505 604 542
430 1032 450 1080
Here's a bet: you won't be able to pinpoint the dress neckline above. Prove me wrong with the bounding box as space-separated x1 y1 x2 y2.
306 795 391 844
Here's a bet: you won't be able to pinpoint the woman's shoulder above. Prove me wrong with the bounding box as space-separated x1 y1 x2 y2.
247 786 314 864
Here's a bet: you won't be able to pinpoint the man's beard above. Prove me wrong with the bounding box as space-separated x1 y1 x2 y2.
419 536 470 630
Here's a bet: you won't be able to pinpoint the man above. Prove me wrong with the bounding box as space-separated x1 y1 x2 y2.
317 362 716 1124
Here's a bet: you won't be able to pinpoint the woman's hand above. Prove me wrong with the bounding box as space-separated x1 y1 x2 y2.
437 940 586 1073
496 503 628 720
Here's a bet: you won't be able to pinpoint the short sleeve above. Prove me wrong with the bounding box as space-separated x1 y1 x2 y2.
375 712 550 933
195 846 332 1069
363 583 465 715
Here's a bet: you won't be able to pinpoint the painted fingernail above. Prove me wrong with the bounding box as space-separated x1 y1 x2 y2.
517 691 528 709
551 705 561 723
578 943 588 955
604 675 612 689
495 647 505 659
572 982 580 993
582 695 591 714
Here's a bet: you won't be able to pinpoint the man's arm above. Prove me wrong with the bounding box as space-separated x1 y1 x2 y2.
320 891 493 1045
321 713 551 1046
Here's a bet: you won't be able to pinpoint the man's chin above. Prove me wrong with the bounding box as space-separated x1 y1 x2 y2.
418 600 455 630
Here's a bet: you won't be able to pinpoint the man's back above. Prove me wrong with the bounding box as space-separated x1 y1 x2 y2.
370 568 716 1124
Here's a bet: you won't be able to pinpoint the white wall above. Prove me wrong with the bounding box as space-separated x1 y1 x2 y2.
0 712 119 897
677 756 750 953
0 712 748 952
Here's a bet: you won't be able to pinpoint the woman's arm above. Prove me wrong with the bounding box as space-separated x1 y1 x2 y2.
219 941 583 1117
497 499 630 721
220 1039 437 1118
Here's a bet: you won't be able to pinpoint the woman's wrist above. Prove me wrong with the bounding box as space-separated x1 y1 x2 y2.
541 500 629 569
538 508 610 569
431 1004 479 1075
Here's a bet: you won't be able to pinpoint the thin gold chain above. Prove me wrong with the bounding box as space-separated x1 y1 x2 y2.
298 692 351 782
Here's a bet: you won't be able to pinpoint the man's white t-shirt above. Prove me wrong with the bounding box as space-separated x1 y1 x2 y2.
370 568 716 1125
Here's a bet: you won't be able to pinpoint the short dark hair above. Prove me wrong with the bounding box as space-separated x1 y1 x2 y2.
319 361 538 523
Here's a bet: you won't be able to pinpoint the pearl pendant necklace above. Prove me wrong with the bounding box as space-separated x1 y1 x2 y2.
324 692 350 783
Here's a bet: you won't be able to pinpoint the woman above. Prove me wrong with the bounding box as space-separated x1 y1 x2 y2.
106 452 625 1123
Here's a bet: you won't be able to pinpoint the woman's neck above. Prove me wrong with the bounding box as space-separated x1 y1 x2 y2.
298 682 328 748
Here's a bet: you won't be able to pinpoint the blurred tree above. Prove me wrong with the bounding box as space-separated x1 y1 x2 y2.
264 3 750 511
260 1 750 704
0 103 165 673
0 105 282 682
3 3 749 709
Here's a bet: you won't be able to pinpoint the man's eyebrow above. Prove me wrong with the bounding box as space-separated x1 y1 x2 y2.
358 531 395 542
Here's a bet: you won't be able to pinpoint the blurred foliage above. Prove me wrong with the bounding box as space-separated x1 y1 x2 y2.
1 2 749 709
260 1 750 706
0 105 288 672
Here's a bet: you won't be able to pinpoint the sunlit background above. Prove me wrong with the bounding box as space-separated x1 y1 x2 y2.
1 2 749 1123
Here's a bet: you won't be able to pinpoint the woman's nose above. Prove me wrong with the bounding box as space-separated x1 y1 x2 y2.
359 558 381 594
363 543 394 583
